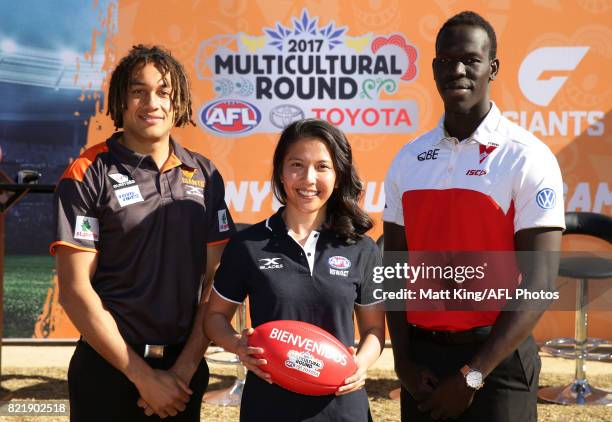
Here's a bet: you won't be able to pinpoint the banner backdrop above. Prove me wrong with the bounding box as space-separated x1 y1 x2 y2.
87 0 611 230
4 0 611 338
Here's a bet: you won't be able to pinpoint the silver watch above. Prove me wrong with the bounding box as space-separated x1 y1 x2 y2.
460 365 484 390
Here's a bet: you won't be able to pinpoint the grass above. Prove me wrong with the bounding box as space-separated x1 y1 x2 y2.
1 367 610 421
3 255 55 338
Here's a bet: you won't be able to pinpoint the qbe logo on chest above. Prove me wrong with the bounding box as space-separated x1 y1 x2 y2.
536 188 556 209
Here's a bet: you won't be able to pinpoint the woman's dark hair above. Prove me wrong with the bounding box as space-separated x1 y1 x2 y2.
272 119 373 243
106 44 194 128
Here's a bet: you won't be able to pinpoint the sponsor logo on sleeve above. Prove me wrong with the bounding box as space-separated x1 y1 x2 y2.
218 209 230 232
536 188 556 209
74 216 99 241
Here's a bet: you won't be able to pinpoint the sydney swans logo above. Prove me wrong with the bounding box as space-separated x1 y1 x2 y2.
196 9 419 136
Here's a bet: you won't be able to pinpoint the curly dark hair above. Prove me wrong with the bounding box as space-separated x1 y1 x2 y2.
436 11 497 59
106 44 194 128
272 119 373 243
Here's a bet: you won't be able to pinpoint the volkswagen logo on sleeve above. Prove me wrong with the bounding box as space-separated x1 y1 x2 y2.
536 188 556 209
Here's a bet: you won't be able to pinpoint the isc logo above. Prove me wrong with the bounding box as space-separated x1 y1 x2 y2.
200 99 262 135
466 169 487 176
417 149 440 161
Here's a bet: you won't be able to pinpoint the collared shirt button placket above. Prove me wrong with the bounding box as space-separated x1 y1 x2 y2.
443 138 459 187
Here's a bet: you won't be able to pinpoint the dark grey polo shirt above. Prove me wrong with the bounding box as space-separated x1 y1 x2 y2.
213 208 382 345
212 208 381 421
52 132 235 344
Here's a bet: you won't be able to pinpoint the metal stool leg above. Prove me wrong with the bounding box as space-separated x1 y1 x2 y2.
204 303 247 406
539 279 612 405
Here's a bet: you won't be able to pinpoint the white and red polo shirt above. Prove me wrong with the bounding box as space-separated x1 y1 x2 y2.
383 102 565 331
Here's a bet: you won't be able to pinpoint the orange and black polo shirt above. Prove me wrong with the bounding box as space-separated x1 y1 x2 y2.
51 132 235 344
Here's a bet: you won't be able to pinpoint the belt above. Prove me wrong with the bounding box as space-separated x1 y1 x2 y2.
410 325 493 345
131 343 185 359
80 338 185 359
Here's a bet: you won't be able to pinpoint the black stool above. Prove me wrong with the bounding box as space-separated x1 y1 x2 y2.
539 212 612 405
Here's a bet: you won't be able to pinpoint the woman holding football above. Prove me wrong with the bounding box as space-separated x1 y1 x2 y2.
205 118 385 421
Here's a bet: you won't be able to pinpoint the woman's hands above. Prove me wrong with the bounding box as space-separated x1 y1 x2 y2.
235 328 272 384
336 347 367 395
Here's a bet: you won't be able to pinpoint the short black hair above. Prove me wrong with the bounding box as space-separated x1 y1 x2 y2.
272 119 373 243
107 44 194 129
435 11 497 59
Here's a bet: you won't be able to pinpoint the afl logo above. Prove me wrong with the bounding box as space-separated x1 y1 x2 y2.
536 188 556 209
200 99 261 135
328 256 351 270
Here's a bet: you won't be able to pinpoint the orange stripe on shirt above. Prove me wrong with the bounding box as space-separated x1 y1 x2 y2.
207 238 230 246
49 240 98 256
61 142 109 182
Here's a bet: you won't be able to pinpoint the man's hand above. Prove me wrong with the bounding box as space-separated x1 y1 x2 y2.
169 360 197 387
135 369 192 418
401 360 439 403
418 372 475 420
137 362 198 417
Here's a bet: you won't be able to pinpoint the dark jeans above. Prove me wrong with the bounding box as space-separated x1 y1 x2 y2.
400 333 540 422
68 340 209 422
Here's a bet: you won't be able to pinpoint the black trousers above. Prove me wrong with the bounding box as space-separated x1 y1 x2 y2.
68 340 209 422
400 332 540 422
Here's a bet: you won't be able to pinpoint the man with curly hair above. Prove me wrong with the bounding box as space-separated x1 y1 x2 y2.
52 45 235 421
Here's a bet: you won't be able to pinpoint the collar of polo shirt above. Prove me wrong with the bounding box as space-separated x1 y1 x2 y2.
433 101 504 147
265 207 322 274
109 132 200 173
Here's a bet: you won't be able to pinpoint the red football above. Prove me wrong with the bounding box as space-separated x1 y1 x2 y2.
248 320 357 396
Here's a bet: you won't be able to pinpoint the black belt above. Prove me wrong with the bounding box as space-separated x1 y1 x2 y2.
410 325 493 345
131 343 185 358
80 338 185 359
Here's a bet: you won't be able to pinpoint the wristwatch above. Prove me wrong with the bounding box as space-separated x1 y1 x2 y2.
460 365 484 390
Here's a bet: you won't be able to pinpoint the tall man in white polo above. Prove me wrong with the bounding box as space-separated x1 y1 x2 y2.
383 11 565 421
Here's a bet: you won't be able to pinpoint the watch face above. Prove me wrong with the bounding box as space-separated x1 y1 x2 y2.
466 371 483 388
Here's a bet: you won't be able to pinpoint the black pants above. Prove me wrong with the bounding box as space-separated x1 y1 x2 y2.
240 371 373 422
68 340 209 422
400 333 540 422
